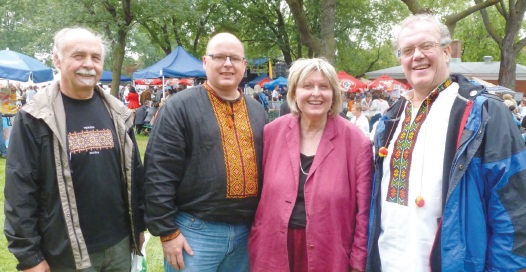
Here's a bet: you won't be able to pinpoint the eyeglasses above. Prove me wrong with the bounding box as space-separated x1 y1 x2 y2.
397 41 444 58
205 54 245 64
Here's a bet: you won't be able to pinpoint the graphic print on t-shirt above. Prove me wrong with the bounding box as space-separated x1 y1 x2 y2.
68 127 114 155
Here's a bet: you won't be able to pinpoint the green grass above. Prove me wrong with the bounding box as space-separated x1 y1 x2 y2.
136 134 164 272
0 155 15 271
0 134 164 271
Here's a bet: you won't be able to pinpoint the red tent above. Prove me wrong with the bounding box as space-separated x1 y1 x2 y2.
257 77 272 87
178 78 192 86
134 78 163 85
337 71 367 93
368 75 407 92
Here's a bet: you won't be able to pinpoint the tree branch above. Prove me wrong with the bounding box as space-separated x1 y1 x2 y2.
475 0 503 45
285 0 320 54
400 0 425 13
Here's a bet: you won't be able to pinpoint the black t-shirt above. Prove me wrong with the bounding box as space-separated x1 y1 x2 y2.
288 153 314 229
62 92 128 253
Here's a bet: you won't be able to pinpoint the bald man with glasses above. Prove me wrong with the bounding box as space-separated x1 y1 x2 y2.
144 32 266 272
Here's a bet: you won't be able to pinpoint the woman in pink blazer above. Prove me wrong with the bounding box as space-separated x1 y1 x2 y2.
249 58 373 272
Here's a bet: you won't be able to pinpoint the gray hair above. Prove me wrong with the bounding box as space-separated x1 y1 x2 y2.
392 14 452 55
287 58 342 117
53 27 108 61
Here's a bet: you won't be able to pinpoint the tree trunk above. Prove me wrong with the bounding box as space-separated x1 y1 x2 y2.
285 0 336 64
111 28 127 97
476 0 526 91
320 0 336 64
499 40 516 90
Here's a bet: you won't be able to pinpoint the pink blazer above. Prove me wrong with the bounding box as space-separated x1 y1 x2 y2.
249 114 373 271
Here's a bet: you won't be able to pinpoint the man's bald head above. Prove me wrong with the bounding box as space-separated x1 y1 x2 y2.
206 33 244 55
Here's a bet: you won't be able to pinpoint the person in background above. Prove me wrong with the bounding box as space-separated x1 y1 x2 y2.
279 85 291 116
350 103 370 137
150 98 167 127
272 85 280 101
143 101 159 133
368 93 382 131
4 26 145 271
104 84 111 95
25 85 37 103
255 84 270 112
378 93 390 115
249 58 373 272
165 87 175 100
134 102 148 134
508 105 522 129
502 93 518 109
126 85 140 111
361 93 381 131
347 92 356 117
0 111 6 157
140 86 152 105
367 13 526 271
144 32 266 272
341 94 349 119
518 98 526 120
279 98 291 116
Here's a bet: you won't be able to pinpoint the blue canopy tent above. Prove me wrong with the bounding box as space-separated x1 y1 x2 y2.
264 76 288 90
0 49 54 83
100 70 132 82
133 46 206 79
247 73 271 88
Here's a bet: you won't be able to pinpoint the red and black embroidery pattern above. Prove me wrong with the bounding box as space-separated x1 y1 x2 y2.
68 129 114 154
205 82 258 199
386 78 452 206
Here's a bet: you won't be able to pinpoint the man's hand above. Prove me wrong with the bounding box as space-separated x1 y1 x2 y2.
162 233 193 270
24 261 50 272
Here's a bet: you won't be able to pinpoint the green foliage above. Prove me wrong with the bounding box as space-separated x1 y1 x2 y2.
0 0 519 83
334 0 408 76
454 12 501 62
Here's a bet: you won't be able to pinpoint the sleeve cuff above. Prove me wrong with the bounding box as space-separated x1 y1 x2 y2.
16 251 45 271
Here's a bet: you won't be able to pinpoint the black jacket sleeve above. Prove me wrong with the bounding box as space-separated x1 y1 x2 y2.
4 111 48 270
143 98 186 236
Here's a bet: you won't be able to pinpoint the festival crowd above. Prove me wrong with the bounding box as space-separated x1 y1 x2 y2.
2 13 526 272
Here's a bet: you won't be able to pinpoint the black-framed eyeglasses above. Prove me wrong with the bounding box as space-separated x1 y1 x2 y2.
205 54 245 64
397 41 445 58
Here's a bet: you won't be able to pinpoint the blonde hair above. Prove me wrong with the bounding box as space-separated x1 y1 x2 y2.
287 58 342 117
503 93 513 100
352 103 362 111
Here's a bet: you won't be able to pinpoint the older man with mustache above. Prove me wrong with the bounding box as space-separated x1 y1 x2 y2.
4 27 145 271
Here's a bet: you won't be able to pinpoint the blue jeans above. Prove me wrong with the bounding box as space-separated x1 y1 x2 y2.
164 212 250 272
0 116 7 156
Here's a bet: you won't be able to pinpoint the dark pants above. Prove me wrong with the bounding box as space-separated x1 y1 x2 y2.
54 235 131 271
135 124 143 134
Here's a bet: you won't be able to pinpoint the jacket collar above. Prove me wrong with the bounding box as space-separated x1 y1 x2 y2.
23 81 133 140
